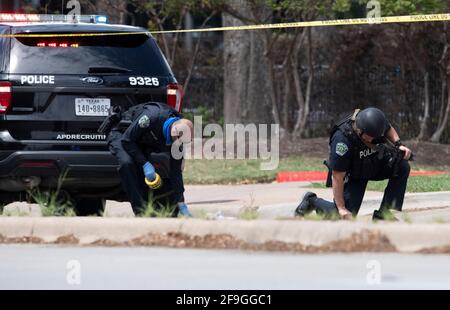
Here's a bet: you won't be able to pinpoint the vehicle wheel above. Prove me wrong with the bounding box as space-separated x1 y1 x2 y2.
73 198 105 216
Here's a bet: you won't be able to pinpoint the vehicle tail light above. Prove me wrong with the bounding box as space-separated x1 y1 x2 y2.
0 81 12 114
167 84 184 112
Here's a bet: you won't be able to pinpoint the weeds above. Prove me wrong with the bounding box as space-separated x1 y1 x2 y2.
303 211 342 221
401 212 413 223
238 193 259 220
27 170 75 217
432 216 448 224
138 191 177 218
194 209 209 219
238 207 259 220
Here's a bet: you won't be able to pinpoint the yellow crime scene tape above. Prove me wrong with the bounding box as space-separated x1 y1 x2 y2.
151 12 450 34
0 12 450 37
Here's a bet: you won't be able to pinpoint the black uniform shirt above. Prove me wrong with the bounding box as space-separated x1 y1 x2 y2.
329 129 353 172
121 108 160 167
329 118 392 173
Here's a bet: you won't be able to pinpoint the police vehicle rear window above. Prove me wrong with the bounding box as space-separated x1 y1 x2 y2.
9 33 172 75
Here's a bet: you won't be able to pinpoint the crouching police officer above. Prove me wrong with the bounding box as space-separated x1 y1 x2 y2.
295 107 413 221
105 102 193 217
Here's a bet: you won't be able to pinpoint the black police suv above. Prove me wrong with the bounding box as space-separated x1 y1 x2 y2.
0 14 184 215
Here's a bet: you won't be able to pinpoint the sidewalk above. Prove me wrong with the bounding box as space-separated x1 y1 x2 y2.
3 182 450 223
183 183 450 222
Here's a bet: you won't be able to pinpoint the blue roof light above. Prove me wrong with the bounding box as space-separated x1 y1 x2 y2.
95 15 108 24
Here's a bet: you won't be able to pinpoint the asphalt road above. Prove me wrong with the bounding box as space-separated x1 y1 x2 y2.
1 245 449 289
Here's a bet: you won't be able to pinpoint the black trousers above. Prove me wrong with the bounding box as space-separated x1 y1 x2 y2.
312 160 411 216
107 130 185 215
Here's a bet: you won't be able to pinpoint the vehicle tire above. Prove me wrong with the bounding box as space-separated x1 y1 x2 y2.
73 198 105 216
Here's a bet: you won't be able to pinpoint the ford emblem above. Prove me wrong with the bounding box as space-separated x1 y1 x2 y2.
81 76 104 85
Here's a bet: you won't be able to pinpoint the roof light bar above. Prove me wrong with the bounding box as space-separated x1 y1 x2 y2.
95 16 108 24
0 14 108 24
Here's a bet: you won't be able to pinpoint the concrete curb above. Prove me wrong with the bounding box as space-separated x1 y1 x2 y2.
1 217 449 253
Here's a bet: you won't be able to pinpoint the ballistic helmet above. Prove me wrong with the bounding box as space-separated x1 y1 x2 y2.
355 107 386 138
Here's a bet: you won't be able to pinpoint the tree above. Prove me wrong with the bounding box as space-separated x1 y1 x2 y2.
222 0 346 135
221 0 449 141
371 0 446 141
431 22 450 142
95 0 126 24
223 0 273 124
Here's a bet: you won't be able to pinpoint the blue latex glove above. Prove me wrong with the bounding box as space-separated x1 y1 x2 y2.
143 162 156 181
177 202 193 218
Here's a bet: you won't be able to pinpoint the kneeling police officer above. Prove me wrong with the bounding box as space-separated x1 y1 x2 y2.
101 102 193 217
295 107 413 220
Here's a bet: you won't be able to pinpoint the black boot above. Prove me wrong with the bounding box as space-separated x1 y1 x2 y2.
295 192 317 217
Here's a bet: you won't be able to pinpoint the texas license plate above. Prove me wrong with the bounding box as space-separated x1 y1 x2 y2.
75 98 110 116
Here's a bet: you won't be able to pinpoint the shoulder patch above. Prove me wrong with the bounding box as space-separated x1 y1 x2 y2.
138 115 150 128
335 142 349 156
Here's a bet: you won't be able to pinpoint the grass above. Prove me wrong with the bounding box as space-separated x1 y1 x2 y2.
183 156 450 192
311 173 450 193
302 213 328 221
28 171 76 217
139 202 177 218
368 174 450 192
183 156 325 184
432 216 449 224
237 193 259 220
29 189 75 217
238 207 259 220
194 209 209 219
289 211 343 221
138 191 177 218
401 212 413 223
